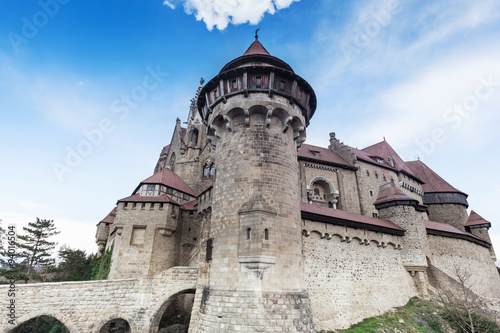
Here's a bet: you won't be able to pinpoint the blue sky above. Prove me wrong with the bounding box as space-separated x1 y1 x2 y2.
1 0 500 257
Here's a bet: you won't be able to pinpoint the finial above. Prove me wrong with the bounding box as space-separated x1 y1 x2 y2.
255 28 260 40
200 77 205 85
383 136 386 141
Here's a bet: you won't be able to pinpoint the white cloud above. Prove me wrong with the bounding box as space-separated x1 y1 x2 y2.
174 0 300 31
163 0 175 10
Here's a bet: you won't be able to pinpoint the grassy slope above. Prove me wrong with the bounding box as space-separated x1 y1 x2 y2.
321 297 499 333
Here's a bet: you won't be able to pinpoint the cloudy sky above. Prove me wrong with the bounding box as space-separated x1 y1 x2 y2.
1 0 500 258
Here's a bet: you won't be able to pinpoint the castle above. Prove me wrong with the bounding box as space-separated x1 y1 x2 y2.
2 37 499 333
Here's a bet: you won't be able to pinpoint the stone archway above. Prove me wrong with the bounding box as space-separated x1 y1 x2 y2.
148 289 196 333
7 312 74 333
99 318 131 333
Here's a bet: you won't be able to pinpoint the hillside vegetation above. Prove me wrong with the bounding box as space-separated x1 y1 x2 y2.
324 297 499 333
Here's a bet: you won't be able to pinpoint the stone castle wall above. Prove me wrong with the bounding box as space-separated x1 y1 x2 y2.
302 220 418 330
427 234 500 299
108 202 181 279
0 267 198 333
427 203 468 230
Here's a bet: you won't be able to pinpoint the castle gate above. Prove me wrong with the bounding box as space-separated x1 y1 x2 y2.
0 267 198 333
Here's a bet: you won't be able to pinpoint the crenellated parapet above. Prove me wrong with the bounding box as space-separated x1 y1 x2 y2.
329 132 357 165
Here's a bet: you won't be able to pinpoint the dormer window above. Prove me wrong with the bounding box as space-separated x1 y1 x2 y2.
377 158 384 163
280 80 285 90
387 156 394 167
310 150 320 157
214 88 218 98
256 76 262 88
231 79 237 90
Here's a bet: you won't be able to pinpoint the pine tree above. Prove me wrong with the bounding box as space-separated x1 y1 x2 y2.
17 218 60 275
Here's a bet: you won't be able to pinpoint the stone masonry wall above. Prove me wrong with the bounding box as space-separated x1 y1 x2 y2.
427 234 500 299
426 204 468 231
302 220 417 330
108 202 181 279
0 267 198 333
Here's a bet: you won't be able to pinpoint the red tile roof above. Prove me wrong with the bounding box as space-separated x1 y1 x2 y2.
242 39 271 56
181 199 198 211
465 210 491 227
100 207 117 224
298 144 355 169
301 202 405 235
373 183 417 206
405 160 466 195
425 220 490 247
140 168 196 196
361 140 421 181
117 193 180 205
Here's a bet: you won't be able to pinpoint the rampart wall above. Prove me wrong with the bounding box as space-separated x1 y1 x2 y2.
302 220 418 330
0 267 198 333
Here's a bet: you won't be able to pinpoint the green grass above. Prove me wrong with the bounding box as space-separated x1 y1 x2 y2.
327 297 445 333
321 297 499 333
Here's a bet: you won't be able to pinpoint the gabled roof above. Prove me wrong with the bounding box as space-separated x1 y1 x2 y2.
301 202 405 235
139 168 196 197
243 39 271 56
406 160 466 195
425 220 490 248
373 183 418 206
181 199 198 211
118 193 180 205
361 140 421 182
465 210 491 228
99 207 117 224
298 144 355 169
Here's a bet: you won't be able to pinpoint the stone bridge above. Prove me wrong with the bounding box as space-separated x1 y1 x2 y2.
0 267 198 333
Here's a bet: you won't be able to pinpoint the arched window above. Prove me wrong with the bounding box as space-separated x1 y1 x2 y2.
247 228 251 240
264 228 269 240
190 128 199 146
314 188 320 196
203 164 210 177
209 163 216 177
99 318 131 333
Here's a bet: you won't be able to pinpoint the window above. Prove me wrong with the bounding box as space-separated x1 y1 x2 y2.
214 88 218 98
377 158 384 163
247 228 251 240
375 173 379 179
256 76 261 88
146 184 155 196
314 188 320 196
166 187 173 194
383 175 387 181
372 213 379 218
183 193 191 201
370 191 373 197
205 238 213 262
264 229 269 240
366 170 370 176
280 80 285 90
232 79 237 89
190 129 199 145
209 164 216 177
203 164 210 177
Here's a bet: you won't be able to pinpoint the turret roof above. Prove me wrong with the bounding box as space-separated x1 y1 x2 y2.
373 182 418 206
465 210 492 227
99 207 116 224
242 38 271 56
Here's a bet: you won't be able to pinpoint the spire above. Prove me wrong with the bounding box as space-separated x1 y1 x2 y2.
242 31 271 56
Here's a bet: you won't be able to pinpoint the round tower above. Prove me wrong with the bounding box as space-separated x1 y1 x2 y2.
192 36 317 332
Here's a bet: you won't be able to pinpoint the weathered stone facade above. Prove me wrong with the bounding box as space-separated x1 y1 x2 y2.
3 38 499 333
